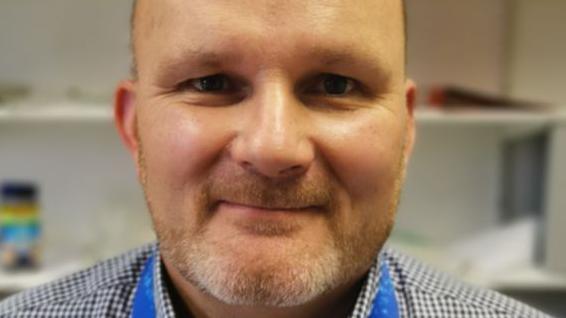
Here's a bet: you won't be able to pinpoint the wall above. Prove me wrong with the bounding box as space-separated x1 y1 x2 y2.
0 0 510 101
4 1 563 106
396 125 503 243
507 0 566 105
0 0 132 99
406 0 509 99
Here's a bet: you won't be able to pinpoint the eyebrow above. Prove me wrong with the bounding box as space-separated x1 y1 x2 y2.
307 47 393 82
154 45 393 83
153 49 244 81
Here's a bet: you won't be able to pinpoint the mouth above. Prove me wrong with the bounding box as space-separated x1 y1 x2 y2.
212 200 326 237
216 200 323 214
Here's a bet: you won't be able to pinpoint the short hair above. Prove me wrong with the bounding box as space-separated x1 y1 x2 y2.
130 0 407 76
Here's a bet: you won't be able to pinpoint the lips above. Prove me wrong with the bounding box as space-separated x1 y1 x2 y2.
216 200 321 214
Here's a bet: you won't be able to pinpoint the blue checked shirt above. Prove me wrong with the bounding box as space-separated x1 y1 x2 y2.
0 243 552 317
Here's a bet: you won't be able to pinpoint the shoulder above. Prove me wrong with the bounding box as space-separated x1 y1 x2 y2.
0 244 154 318
381 247 552 318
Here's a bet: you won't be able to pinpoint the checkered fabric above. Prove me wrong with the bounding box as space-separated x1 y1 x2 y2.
0 242 552 317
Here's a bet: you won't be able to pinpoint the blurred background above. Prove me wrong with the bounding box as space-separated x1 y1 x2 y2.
0 0 565 316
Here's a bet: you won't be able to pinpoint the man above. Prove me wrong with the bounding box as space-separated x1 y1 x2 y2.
0 0 551 317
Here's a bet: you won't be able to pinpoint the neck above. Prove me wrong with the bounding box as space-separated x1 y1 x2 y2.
162 259 366 318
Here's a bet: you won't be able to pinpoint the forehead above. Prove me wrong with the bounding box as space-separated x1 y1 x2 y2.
133 0 404 75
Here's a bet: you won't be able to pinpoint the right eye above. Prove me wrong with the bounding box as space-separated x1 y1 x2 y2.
184 74 233 93
175 74 247 107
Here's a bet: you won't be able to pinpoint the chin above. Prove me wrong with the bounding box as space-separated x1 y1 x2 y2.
168 229 345 307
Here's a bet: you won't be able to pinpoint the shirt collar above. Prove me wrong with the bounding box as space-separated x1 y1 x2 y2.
153 245 176 318
151 244 383 318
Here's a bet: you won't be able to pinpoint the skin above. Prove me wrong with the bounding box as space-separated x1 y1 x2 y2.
115 1 415 317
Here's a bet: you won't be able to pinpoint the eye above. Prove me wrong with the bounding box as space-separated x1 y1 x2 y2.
312 74 355 96
187 74 232 93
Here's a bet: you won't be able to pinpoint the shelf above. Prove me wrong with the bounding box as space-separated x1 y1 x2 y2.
488 267 566 291
415 108 566 126
0 261 87 292
390 242 566 292
1 101 566 126
0 101 112 123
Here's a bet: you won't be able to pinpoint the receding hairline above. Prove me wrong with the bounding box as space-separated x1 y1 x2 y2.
129 0 408 77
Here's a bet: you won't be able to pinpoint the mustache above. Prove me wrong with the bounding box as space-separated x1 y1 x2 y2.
203 170 336 211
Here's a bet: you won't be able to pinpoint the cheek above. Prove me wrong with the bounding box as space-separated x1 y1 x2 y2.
315 113 406 206
138 105 233 193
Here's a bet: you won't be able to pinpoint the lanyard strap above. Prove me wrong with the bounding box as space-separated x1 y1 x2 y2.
132 254 399 318
131 255 157 318
369 262 400 318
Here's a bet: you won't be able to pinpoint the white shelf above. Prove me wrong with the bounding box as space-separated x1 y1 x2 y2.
0 261 87 292
488 267 566 291
390 243 566 292
415 108 566 126
0 101 112 123
1 101 565 125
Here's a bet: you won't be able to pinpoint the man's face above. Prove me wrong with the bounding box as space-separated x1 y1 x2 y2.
120 0 413 307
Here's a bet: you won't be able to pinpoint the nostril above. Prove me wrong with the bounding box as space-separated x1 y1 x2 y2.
239 161 305 178
279 165 305 177
241 161 254 171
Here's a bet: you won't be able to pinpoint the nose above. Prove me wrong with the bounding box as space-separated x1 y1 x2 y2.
230 81 315 179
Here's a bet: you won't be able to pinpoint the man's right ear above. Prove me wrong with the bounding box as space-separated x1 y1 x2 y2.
114 80 139 158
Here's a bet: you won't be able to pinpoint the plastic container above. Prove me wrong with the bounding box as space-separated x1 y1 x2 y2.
0 182 41 270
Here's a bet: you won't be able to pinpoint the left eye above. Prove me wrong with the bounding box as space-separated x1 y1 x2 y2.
314 74 355 96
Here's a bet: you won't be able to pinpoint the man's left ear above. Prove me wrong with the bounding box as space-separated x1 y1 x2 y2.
404 79 417 163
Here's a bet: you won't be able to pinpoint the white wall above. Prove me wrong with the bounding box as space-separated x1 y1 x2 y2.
396 125 503 243
0 0 132 99
3 0 563 106
507 0 566 105
0 0 509 101
406 0 509 99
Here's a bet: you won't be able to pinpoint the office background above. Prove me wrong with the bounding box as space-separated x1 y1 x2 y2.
1 0 565 315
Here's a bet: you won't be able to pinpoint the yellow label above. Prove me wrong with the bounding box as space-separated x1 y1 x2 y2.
0 205 38 215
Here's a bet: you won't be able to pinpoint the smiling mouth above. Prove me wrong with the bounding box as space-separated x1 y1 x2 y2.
216 200 323 214
214 201 321 237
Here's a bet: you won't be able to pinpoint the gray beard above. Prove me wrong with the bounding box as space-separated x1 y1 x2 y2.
162 229 344 307
139 142 404 308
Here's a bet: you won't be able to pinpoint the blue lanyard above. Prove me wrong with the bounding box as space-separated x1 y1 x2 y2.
369 263 400 318
131 255 157 318
131 255 399 318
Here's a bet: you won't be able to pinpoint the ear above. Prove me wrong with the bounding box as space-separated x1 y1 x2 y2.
114 80 140 168
403 79 417 163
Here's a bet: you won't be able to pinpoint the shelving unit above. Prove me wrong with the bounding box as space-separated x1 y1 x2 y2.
1 102 565 125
